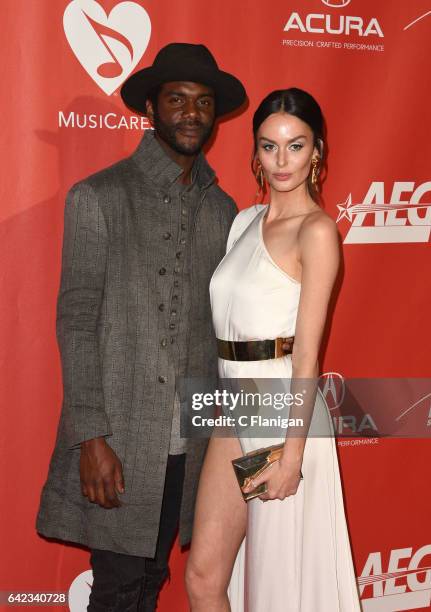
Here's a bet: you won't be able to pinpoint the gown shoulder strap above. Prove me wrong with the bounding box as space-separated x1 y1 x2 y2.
226 204 266 253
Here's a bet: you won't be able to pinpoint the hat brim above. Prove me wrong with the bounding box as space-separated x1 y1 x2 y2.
120 66 246 117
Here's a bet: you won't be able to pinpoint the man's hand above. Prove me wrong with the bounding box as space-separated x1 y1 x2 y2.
80 437 125 509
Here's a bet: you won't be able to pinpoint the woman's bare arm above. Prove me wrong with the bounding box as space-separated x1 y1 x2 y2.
282 212 340 463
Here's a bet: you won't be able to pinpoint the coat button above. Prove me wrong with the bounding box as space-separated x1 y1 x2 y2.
158 303 165 311
174 266 180 274
171 309 177 316
163 195 171 204
181 194 186 201
159 267 166 275
180 238 186 245
176 252 182 259
160 338 167 347
181 223 187 231
158 375 167 383
172 294 179 301
169 323 176 330
181 208 187 216
174 280 180 287
163 232 172 240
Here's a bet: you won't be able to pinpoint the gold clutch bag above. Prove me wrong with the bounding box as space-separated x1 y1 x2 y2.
231 443 303 501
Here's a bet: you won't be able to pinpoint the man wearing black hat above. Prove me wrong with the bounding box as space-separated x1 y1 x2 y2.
36 43 246 611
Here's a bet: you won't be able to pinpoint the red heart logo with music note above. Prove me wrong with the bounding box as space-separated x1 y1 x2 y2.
63 0 151 95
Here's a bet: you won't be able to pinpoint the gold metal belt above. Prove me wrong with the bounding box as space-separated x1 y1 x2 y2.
217 337 294 361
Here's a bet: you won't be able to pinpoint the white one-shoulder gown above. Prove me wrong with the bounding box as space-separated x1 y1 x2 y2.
209 205 362 612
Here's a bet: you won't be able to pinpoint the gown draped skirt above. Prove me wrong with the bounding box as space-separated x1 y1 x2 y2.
209 205 362 611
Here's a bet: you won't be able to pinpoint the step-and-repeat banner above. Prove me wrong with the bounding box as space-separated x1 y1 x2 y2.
1 1 430 610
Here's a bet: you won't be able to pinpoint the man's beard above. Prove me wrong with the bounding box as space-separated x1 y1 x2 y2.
153 112 214 156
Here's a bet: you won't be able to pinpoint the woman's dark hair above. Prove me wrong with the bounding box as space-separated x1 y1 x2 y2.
252 88 326 201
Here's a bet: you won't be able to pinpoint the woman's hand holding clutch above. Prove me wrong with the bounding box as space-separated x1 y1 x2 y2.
241 456 303 502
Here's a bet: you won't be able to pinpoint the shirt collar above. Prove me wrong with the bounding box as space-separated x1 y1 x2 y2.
132 129 215 190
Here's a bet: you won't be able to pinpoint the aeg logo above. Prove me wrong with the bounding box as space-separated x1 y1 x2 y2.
337 182 431 244
63 0 151 95
284 0 383 38
359 545 431 610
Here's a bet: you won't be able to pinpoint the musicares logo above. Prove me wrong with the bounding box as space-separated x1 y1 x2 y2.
63 0 151 95
68 570 93 611
336 182 431 244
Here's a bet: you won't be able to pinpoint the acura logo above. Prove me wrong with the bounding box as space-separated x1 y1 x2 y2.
322 0 351 7
319 372 345 411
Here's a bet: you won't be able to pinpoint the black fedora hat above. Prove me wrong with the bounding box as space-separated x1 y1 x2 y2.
121 42 246 117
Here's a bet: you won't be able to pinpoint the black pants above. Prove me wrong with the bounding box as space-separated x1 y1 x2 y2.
88 453 186 612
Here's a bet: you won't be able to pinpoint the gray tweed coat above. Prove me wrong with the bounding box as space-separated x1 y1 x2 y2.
36 130 237 557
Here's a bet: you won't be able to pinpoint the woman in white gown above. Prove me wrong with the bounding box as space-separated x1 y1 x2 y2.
185 88 362 611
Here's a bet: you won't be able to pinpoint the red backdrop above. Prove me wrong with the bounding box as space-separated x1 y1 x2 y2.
1 1 431 610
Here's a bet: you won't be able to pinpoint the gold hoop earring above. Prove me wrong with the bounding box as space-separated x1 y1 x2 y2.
311 157 320 187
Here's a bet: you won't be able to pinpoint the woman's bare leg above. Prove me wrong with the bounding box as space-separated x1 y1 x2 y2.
185 432 247 611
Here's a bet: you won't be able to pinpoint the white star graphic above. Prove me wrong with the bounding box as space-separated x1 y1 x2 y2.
336 194 353 222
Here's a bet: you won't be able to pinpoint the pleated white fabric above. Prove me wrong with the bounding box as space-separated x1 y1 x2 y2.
209 205 362 611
